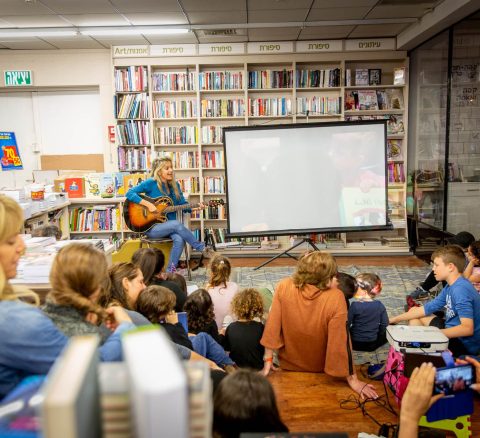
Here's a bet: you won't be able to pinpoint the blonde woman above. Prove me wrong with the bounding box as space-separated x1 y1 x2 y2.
0 196 128 398
260 251 378 400
126 157 211 272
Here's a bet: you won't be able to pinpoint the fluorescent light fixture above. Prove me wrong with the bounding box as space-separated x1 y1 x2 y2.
0 29 78 38
81 27 190 36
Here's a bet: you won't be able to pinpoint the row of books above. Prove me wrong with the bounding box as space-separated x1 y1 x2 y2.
344 114 405 135
344 89 404 111
201 151 224 168
201 125 223 144
157 150 224 169
118 147 151 172
199 71 243 90
69 206 122 232
203 176 225 194
153 126 198 145
296 68 341 88
388 162 406 183
114 66 148 92
248 97 292 117
152 99 198 119
200 99 245 117
248 69 294 89
296 96 342 115
177 176 201 193
116 120 150 145
115 93 149 119
152 71 196 92
196 203 227 220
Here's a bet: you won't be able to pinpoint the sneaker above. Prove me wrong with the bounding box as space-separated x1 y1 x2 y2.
410 286 429 299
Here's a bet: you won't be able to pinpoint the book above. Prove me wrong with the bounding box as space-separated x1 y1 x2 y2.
393 67 406 85
357 90 378 110
114 172 129 197
123 173 146 193
355 69 369 86
100 174 115 198
64 177 85 199
385 88 404 109
368 68 381 85
345 69 351 87
84 173 102 198
387 139 403 160
41 335 101 438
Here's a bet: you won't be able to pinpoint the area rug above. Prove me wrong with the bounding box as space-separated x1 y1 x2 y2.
188 264 432 364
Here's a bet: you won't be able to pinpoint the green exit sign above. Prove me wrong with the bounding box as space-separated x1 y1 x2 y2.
4 70 33 86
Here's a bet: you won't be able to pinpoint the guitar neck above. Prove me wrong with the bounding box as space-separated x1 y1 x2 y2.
163 203 199 214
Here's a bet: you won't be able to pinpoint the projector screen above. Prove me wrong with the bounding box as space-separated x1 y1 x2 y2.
224 120 389 237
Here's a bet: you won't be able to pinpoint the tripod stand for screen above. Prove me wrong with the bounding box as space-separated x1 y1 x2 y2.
254 236 321 270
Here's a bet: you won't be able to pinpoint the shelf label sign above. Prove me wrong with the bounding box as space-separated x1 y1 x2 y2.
247 42 294 54
112 46 149 57
296 40 343 52
4 70 32 87
150 44 196 56
345 38 396 51
0 132 23 170
199 43 245 55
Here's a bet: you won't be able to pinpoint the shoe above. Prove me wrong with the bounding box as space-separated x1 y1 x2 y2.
201 246 216 258
410 286 429 299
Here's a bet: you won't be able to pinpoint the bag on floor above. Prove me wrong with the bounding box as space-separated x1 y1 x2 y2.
383 346 409 405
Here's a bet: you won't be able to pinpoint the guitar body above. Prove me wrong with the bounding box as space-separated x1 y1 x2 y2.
123 195 173 233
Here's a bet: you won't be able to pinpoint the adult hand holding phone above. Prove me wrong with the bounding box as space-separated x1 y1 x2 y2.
456 356 480 391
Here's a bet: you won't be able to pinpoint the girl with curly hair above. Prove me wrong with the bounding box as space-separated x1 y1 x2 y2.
224 288 265 370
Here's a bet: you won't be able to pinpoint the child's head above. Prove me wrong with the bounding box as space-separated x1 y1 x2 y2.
231 288 264 321
31 225 62 240
183 288 215 333
165 272 187 295
468 241 480 262
213 369 288 438
131 247 165 285
355 273 382 299
136 285 176 323
432 245 466 277
336 272 357 301
292 251 337 290
209 254 232 287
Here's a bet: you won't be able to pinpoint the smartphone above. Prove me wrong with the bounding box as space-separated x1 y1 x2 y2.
433 364 474 395
177 312 188 334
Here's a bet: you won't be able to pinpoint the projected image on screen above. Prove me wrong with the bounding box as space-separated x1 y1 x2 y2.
224 121 388 236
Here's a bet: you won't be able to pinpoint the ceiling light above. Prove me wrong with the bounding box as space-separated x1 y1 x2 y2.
80 27 189 37
0 29 78 38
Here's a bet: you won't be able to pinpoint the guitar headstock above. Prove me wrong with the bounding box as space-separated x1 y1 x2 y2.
207 199 225 207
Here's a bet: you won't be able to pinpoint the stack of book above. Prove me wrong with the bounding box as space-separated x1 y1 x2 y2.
362 238 383 247
381 236 408 247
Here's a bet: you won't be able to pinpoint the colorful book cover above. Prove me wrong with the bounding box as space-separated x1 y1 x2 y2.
357 90 378 110
123 172 146 193
355 69 369 86
84 173 102 198
0 132 23 171
100 173 115 198
114 172 129 197
64 177 85 198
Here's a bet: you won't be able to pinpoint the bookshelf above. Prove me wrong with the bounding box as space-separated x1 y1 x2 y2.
113 50 410 255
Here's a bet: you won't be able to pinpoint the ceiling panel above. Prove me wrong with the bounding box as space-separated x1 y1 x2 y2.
109 0 182 13
349 23 411 38
187 11 247 25
312 0 377 7
123 13 189 25
0 0 54 15
42 36 106 49
144 33 198 44
0 39 58 49
41 0 118 14
366 4 435 19
89 35 150 45
299 25 355 39
248 27 301 41
248 0 313 10
62 14 131 26
181 0 245 12
307 7 372 21
0 15 71 27
249 9 309 23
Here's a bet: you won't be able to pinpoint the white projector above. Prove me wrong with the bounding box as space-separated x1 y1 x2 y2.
387 325 449 353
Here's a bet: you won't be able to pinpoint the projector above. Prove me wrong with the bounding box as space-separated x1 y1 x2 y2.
387 325 449 353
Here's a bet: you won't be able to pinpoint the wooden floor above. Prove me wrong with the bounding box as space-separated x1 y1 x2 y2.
226 255 479 436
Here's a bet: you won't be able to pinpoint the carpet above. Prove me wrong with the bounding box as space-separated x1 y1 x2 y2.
188 264 432 364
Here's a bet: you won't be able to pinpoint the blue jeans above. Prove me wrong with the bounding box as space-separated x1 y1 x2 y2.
146 220 204 271
190 332 235 367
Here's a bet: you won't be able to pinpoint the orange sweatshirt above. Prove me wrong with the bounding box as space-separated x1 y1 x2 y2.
261 277 353 377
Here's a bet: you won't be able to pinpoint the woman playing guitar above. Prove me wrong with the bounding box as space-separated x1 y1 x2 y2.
126 157 211 272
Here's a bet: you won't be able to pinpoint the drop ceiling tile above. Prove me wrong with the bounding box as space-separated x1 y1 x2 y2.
312 0 377 7
0 0 54 15
62 14 130 26
249 9 309 23
109 0 182 13
0 18 15 27
41 0 118 14
0 15 71 27
42 37 106 49
299 25 355 39
181 0 245 12
307 7 372 21
0 39 58 49
349 23 411 38
187 11 247 25
248 27 301 41
366 4 435 19
248 0 313 10
144 33 198 44
89 35 150 45
123 13 189 25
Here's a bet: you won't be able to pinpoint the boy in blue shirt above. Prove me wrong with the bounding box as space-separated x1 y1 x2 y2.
390 245 480 356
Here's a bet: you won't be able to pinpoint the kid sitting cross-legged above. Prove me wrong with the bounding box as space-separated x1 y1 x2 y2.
348 273 388 352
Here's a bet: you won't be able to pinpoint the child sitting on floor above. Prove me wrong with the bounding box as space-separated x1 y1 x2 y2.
348 273 388 352
336 272 357 310
136 285 235 370
223 288 265 370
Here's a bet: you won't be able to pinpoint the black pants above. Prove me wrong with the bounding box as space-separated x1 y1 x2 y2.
352 333 388 352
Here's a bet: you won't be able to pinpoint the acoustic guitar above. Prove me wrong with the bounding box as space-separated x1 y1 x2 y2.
123 194 224 233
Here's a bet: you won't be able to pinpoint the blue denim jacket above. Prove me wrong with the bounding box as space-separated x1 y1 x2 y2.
0 301 134 399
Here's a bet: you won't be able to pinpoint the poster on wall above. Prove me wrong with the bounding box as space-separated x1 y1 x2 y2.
0 132 23 170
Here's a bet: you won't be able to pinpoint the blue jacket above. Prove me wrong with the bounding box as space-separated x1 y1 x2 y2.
0 300 134 399
125 178 189 221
